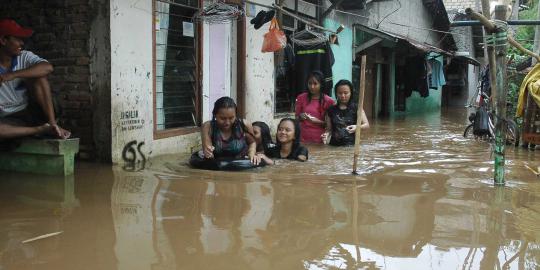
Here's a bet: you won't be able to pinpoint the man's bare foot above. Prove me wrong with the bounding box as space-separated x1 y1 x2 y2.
51 124 71 139
36 123 71 139
36 123 53 136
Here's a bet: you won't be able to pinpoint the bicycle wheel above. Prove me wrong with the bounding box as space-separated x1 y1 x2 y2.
464 124 474 138
506 119 518 146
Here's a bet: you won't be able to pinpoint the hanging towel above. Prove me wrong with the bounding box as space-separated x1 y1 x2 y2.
516 64 540 117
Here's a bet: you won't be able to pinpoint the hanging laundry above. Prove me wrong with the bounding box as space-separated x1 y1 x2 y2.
427 52 446 90
276 43 296 104
294 42 335 97
404 55 429 98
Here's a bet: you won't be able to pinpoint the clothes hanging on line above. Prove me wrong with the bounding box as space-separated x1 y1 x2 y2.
294 42 335 98
427 52 446 90
404 55 429 98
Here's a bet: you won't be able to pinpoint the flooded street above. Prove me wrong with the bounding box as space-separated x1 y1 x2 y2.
2 109 540 270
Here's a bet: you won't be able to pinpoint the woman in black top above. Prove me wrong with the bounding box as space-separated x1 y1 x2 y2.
259 118 308 164
322 80 369 146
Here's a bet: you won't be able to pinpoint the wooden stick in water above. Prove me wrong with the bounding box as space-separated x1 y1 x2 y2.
22 231 63 244
353 55 367 174
524 164 540 177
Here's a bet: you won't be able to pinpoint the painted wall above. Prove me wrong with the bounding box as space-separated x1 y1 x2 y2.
110 0 200 164
244 1 276 125
323 18 353 99
405 89 442 114
406 53 445 114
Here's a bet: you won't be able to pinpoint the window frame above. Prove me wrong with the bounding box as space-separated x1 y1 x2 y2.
152 0 203 139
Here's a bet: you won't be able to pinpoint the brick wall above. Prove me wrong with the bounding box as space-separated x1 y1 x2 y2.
443 0 478 13
0 0 111 161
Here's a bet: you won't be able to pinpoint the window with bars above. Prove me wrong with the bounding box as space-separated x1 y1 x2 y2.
154 0 200 132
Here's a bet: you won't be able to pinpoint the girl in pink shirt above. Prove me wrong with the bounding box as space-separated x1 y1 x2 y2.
295 71 335 143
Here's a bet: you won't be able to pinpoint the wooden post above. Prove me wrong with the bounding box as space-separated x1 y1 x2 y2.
352 55 366 174
493 5 509 185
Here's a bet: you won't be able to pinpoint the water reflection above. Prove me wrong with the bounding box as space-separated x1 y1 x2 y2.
108 164 540 270
0 167 115 270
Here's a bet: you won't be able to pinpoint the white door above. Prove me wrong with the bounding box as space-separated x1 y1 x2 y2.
202 22 237 122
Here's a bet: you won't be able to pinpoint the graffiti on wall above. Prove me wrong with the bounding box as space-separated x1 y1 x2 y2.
122 140 146 171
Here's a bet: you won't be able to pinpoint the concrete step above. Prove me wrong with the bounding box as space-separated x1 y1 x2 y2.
0 138 80 175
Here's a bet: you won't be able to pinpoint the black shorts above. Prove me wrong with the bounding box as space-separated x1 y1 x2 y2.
0 103 47 127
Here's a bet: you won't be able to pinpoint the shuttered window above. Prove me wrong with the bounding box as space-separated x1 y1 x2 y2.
154 0 200 133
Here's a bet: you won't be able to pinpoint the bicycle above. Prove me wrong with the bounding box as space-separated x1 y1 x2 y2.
463 91 518 146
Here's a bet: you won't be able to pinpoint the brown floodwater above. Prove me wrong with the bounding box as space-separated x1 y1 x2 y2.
2 109 540 270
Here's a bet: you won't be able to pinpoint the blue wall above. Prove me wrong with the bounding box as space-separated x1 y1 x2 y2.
323 19 353 99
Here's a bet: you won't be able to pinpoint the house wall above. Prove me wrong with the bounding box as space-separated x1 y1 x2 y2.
109 0 199 164
110 0 276 163
0 0 109 160
244 1 276 126
444 10 480 109
324 0 441 45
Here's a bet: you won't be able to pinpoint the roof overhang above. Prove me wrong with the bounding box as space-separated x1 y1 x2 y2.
354 24 482 64
353 24 452 55
454 55 481 66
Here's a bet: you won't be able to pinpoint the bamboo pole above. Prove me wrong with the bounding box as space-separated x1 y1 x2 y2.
459 11 540 61
493 5 509 186
352 55 366 174
467 6 510 185
467 7 498 101
508 36 540 63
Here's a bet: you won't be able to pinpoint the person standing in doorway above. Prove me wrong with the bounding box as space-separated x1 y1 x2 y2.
295 70 334 143
0 19 70 140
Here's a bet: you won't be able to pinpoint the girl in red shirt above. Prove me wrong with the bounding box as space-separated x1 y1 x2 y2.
295 71 335 143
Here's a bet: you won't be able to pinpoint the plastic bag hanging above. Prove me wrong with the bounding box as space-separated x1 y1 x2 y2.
261 18 286 53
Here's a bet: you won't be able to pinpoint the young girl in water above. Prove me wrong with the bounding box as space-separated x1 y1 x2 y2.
322 79 369 146
265 118 308 162
252 121 275 154
201 97 261 165
295 71 335 143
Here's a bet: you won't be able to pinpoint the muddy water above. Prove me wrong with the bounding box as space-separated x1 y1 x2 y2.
2 109 540 270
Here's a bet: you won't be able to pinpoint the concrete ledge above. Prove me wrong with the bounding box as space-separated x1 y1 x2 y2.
0 138 79 175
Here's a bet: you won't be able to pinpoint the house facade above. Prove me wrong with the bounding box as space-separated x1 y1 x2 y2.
1 0 460 163
442 0 484 107
322 0 458 118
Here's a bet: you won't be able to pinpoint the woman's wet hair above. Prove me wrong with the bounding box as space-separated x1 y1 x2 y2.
276 117 301 152
307 70 326 108
334 79 355 106
253 121 274 154
212 96 237 118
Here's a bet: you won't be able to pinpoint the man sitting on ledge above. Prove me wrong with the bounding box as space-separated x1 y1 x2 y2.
0 19 70 140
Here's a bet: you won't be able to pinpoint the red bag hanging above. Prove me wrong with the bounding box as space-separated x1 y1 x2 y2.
261 18 286 53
